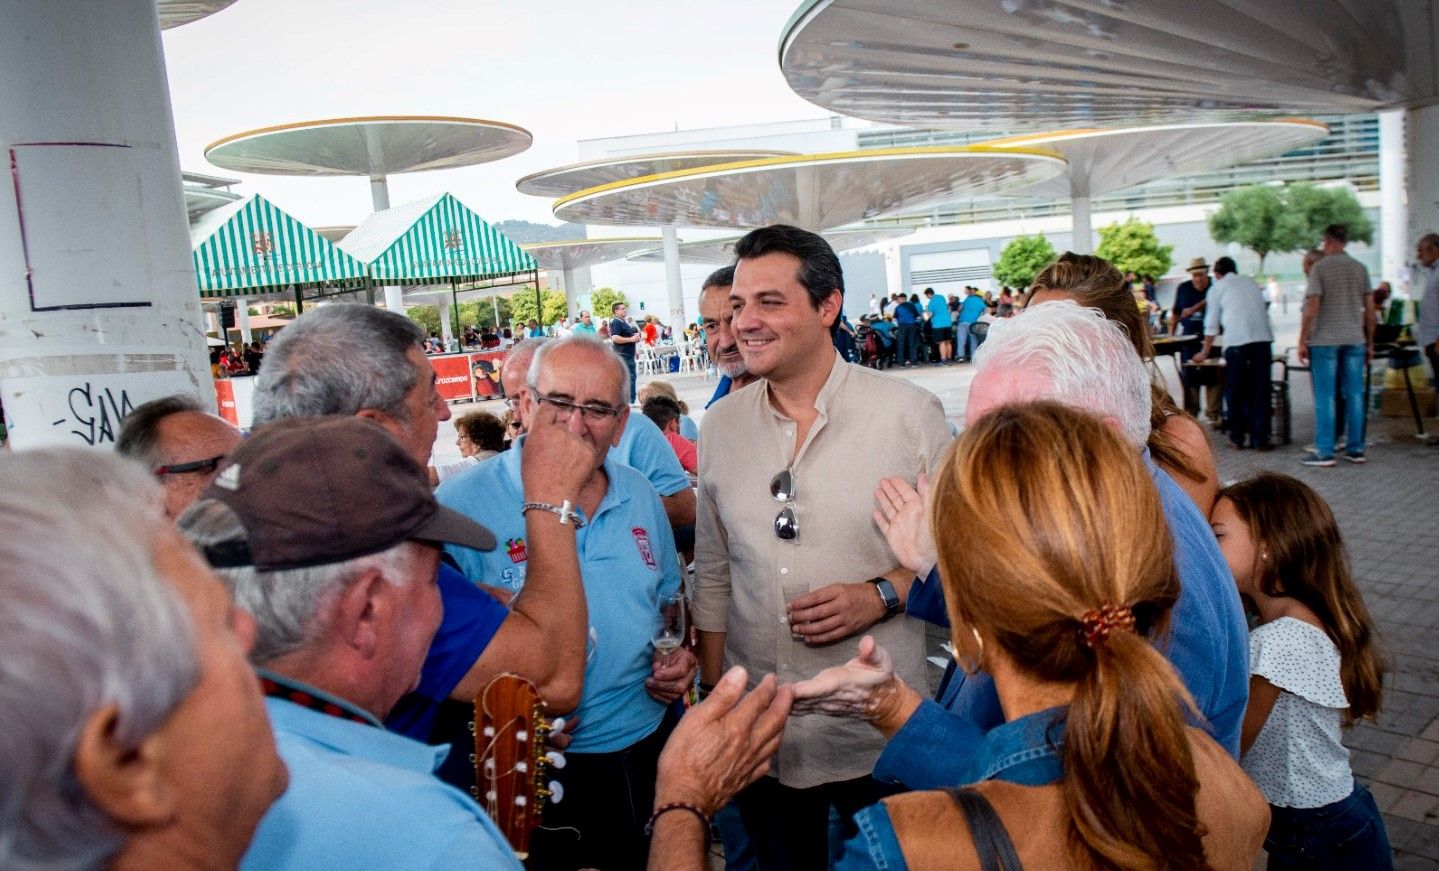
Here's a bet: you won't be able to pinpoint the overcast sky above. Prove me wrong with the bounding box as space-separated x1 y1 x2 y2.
162 0 825 229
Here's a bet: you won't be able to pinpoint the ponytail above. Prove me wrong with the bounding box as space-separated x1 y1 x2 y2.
1064 627 1209 871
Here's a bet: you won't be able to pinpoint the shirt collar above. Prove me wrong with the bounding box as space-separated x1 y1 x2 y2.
967 706 1068 783
264 693 451 776
257 669 382 728
762 349 847 422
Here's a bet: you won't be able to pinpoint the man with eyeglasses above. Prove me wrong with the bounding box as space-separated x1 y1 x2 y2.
116 394 242 520
438 334 694 870
692 225 951 870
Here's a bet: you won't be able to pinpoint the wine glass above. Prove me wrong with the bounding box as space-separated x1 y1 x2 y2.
652 591 687 664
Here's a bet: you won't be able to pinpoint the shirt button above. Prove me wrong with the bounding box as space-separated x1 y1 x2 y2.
780 567 789 574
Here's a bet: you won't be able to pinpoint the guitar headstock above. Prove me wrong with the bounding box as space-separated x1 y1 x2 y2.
473 673 558 858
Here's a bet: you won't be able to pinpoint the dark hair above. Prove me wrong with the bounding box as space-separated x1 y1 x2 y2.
1213 256 1237 276
611 301 626 313
733 224 844 311
1025 252 1206 486
923 287 934 296
641 395 683 432
1324 224 1348 244
702 265 735 292
116 394 204 469
1217 473 1384 723
454 410 506 453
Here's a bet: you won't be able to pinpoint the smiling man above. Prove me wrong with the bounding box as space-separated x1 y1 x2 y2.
698 264 759 408
693 225 951 870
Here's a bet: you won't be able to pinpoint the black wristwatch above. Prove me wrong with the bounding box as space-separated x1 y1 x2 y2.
869 577 902 619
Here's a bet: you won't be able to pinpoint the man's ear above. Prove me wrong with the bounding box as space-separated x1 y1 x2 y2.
612 406 631 448
819 290 843 329
72 703 176 828
332 567 389 660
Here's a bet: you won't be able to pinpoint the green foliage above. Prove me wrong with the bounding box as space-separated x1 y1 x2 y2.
1208 183 1374 272
268 304 296 317
992 234 1057 289
455 296 511 331
507 287 568 326
246 307 261 317
407 305 441 336
588 287 628 319
1095 218 1173 279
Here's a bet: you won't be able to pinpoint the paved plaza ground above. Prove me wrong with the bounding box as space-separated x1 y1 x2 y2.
434 306 1438 866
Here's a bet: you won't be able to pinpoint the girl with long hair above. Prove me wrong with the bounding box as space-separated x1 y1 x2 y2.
1024 253 1222 515
1212 473 1391 869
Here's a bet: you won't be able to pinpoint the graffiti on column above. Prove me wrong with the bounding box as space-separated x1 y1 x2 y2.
53 382 135 445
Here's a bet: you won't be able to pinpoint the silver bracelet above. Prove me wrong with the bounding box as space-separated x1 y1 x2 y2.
522 500 585 528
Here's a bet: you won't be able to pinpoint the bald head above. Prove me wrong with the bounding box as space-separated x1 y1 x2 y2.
499 338 548 430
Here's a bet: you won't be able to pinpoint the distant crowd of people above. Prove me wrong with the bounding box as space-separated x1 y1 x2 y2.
2 224 1412 871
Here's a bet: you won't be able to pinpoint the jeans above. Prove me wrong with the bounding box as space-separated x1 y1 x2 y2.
1223 342 1272 447
896 323 919 366
1310 343 1366 459
958 321 978 358
1265 783 1393 871
620 352 637 404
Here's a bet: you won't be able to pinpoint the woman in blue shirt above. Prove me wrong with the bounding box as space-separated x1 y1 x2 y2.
646 402 1267 870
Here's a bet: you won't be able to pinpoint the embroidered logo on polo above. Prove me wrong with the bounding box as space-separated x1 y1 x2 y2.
632 527 657 569
506 537 528 564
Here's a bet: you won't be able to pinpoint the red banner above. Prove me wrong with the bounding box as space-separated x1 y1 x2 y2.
469 351 506 400
431 354 476 403
214 380 238 426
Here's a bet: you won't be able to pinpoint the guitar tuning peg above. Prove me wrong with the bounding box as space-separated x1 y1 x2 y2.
468 753 477 764
515 796 528 808
545 751 566 769
516 730 528 742
515 761 528 773
547 781 565 804
549 717 566 733
482 726 496 738
467 721 476 735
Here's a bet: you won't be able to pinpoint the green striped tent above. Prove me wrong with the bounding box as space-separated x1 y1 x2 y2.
191 194 368 298
340 192 537 284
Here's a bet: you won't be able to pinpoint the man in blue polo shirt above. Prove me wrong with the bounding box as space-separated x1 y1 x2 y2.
923 287 953 365
699 265 761 408
892 292 921 368
956 286 988 362
440 335 696 870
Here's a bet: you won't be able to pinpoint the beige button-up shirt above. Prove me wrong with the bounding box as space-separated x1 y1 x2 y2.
694 352 952 789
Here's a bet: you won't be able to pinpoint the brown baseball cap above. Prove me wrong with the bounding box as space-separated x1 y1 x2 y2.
195 416 495 571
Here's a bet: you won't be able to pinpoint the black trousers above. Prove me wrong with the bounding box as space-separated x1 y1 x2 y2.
527 707 677 871
1223 342 1273 447
733 774 897 871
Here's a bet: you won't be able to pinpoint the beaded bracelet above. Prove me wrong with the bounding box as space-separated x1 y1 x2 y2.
644 802 712 850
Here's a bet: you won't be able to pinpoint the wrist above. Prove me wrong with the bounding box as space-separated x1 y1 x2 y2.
869 678 922 739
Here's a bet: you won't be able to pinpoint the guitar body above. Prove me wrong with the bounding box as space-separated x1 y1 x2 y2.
474 673 553 858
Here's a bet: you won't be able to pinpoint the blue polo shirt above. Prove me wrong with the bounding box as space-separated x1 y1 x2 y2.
437 445 681 753
245 690 521 871
959 294 986 323
925 295 952 328
707 375 734 408
876 453 1247 789
893 301 920 325
613 412 691 497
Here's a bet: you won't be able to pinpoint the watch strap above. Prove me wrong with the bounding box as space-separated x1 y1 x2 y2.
521 500 585 528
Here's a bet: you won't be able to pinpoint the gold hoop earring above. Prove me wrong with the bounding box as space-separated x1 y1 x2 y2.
954 625 984 675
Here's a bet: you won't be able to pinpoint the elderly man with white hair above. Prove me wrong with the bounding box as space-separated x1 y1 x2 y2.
789 300 1249 788
0 449 287 870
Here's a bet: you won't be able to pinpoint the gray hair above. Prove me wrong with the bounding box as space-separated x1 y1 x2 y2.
0 450 199 870
252 304 424 426
115 394 204 470
974 300 1152 448
177 499 422 663
528 334 630 407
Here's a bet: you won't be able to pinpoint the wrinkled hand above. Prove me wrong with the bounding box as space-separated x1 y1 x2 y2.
787 583 885 646
521 400 598 505
872 475 935 578
654 666 793 816
646 647 698 704
788 635 896 718
545 714 578 752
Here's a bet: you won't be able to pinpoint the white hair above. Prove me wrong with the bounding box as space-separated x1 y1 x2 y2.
177 499 422 664
973 300 1152 447
0 450 199 870
528 334 630 407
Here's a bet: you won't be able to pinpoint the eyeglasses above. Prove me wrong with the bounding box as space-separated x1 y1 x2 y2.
528 386 623 422
504 396 523 410
771 468 798 541
155 455 226 477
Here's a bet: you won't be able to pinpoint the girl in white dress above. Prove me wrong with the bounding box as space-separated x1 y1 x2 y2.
1211 472 1391 870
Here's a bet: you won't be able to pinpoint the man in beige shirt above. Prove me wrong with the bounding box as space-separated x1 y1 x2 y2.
694 225 952 870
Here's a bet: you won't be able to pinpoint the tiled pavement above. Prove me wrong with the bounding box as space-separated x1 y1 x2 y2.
436 325 1438 866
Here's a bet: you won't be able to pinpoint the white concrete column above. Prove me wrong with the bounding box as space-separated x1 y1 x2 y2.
562 265 580 319
367 174 406 313
1379 109 1408 291
1070 196 1093 255
0 0 211 448
1406 105 1439 267
237 297 253 344
438 298 454 344
662 224 685 328
206 308 222 337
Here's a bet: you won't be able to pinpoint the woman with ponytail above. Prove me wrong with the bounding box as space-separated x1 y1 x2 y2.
791 401 1267 870
1212 473 1391 869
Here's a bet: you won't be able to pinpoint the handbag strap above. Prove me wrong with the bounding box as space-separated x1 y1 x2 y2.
947 787 1023 871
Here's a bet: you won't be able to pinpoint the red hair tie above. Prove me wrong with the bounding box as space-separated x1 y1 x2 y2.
1080 605 1136 649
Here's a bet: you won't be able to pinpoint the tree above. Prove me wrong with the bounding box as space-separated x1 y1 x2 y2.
1208 185 1295 273
588 287 629 319
1095 218 1173 279
407 305 441 336
1282 183 1373 249
992 234 1056 289
507 287 567 326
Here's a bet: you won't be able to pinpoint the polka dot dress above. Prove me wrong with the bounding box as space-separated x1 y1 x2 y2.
1241 616 1354 808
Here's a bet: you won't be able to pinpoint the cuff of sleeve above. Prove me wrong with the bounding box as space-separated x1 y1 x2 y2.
872 698 976 787
690 597 729 633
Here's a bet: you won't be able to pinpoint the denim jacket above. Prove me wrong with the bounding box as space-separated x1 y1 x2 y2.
834 708 1067 870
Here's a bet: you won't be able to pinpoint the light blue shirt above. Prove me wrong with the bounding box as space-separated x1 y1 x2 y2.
1205 273 1274 347
437 445 681 753
245 694 521 871
1416 263 1439 347
925 295 952 328
614 412 691 497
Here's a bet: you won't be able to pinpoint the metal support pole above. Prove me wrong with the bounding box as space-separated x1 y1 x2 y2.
1070 195 1093 255
662 224 685 329
1379 110 1407 290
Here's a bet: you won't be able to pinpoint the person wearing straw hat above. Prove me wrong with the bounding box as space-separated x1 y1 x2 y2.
1169 256 1223 428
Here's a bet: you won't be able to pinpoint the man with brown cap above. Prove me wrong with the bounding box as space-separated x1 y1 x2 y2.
178 416 524 870
1169 256 1222 427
